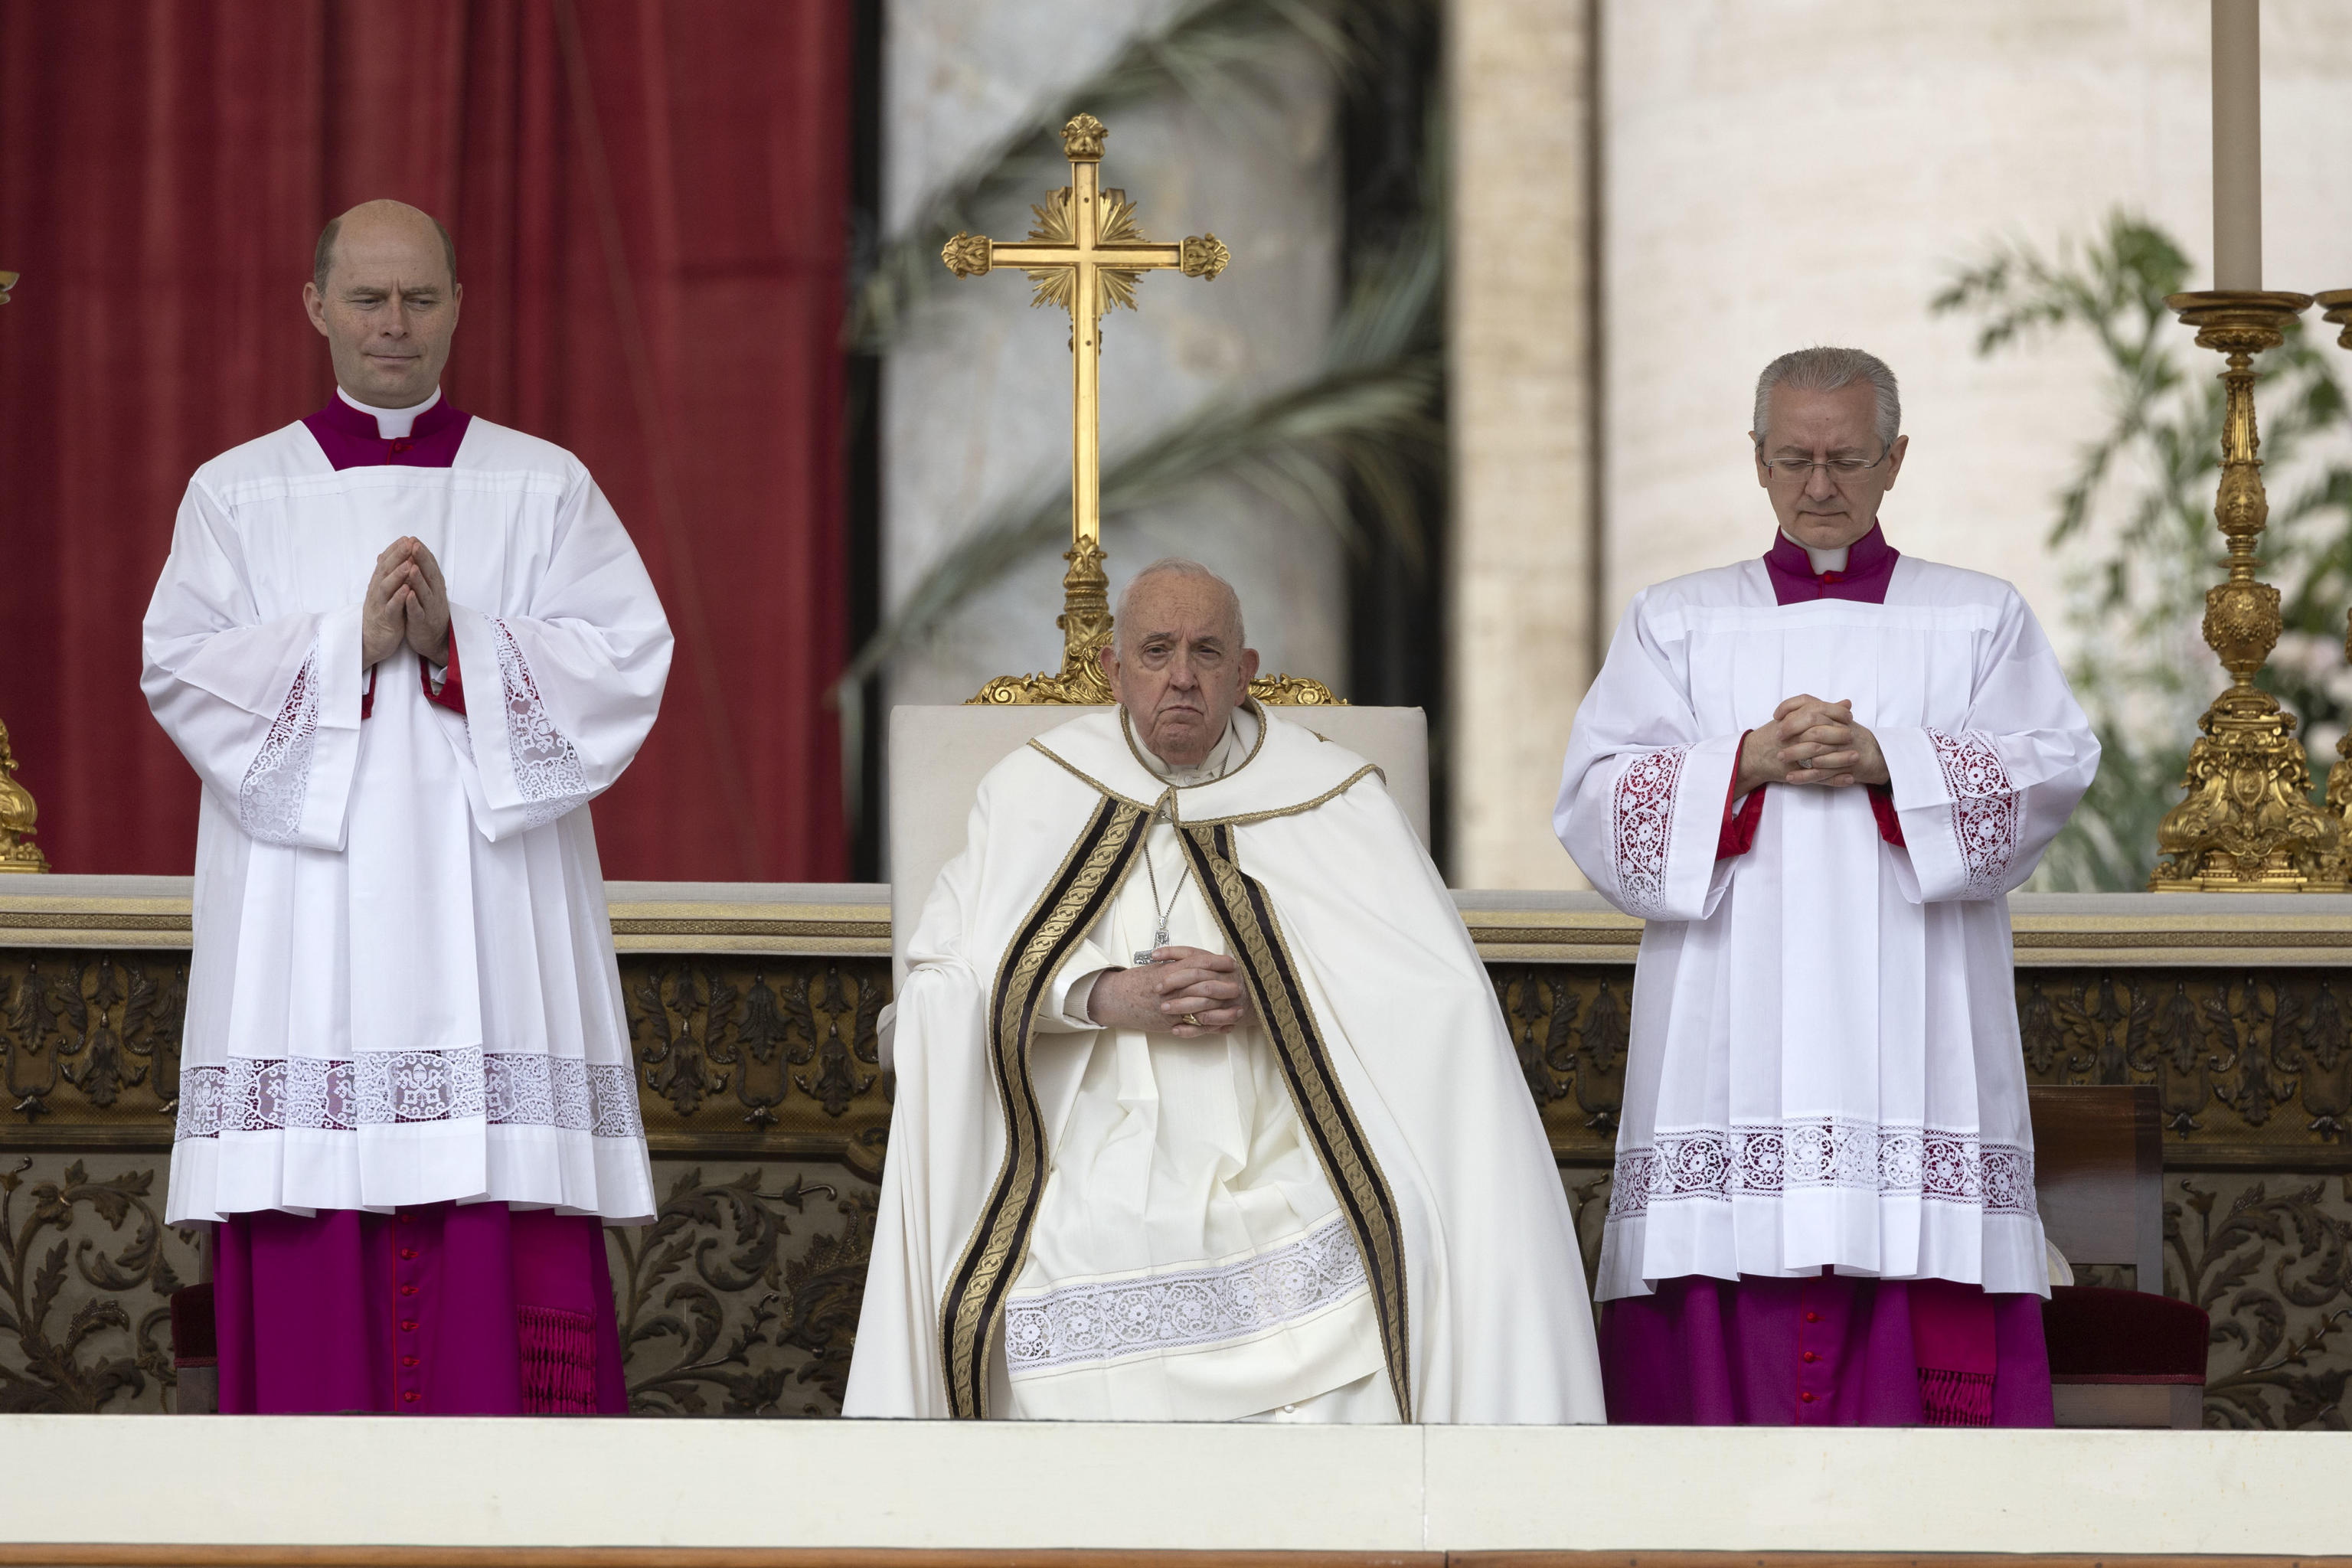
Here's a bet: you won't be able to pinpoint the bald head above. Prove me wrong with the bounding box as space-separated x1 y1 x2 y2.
314 200 456 293
302 200 462 410
1115 559 1244 655
1099 559 1259 768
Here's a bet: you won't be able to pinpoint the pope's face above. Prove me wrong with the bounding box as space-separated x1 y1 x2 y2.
1099 575 1260 769
1753 381 1907 552
302 213 462 409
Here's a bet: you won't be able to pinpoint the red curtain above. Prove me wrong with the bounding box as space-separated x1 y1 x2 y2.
0 0 850 880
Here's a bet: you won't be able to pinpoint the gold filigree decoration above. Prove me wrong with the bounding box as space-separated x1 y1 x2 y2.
0 720 50 874
1060 113 1106 162
1248 672 1345 706
2316 289 2352 351
1180 235 1230 280
970 541 1117 706
1019 189 1148 320
940 234 991 278
2148 292 2341 890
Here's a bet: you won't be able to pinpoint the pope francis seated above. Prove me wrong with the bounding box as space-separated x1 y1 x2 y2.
845 559 1602 1423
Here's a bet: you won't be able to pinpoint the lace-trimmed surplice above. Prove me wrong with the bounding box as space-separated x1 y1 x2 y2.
1554 536 2099 1302
142 398 671 1226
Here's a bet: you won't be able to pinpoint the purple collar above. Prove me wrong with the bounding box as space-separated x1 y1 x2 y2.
1763 521 1899 605
302 394 472 471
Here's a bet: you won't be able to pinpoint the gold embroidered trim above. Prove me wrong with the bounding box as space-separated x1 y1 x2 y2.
1025 740 1152 810
1117 697 1271 784
937 794 1148 1419
1175 821 1413 1421
1179 764 1385 831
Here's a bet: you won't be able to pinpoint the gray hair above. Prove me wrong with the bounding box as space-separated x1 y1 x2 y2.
1114 557 1246 653
1751 346 1901 450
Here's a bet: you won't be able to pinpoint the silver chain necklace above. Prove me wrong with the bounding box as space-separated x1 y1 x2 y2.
1134 822 1191 965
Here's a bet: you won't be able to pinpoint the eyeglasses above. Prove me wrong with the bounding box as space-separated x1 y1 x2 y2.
1757 447 1894 485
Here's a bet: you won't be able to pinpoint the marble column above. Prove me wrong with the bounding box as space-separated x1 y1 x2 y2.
1446 0 1597 889
880 0 1344 710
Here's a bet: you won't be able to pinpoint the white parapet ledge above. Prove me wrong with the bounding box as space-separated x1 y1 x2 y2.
7 877 2352 965
0 1418 2344 1556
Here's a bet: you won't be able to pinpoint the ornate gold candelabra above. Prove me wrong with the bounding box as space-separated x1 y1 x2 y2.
0 269 40 871
0 720 49 874
2148 290 2340 890
2307 289 2352 870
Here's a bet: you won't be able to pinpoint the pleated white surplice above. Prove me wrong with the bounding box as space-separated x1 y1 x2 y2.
142 416 671 1226
1554 554 2099 1302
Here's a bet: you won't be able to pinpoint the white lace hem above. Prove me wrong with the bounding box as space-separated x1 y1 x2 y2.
1609 1119 2036 1220
492 620 589 828
1005 1214 1367 1377
176 1048 643 1141
237 644 322 844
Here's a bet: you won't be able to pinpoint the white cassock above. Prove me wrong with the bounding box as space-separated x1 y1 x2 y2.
846 704 1603 1423
1554 553 2098 1302
143 399 671 1227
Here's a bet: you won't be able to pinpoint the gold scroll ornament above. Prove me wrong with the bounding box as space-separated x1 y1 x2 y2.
0 271 38 871
2309 289 2352 866
0 720 49 874
940 115 1341 708
2148 290 2341 890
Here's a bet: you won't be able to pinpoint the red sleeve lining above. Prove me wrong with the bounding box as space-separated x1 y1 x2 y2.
1717 733 1765 859
1869 783 1905 847
421 634 466 714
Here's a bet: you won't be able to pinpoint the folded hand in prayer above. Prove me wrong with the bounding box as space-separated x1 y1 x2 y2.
360 537 452 669
1736 693 1890 792
1087 946 1256 1037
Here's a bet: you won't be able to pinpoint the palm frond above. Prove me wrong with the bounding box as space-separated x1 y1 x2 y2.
840 351 1441 688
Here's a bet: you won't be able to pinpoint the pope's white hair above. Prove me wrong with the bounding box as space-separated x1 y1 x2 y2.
1114 557 1246 653
1752 345 1901 450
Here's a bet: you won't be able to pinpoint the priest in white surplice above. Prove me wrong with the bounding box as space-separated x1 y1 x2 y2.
142 201 670 1413
1557 348 2098 1426
847 561 1602 1423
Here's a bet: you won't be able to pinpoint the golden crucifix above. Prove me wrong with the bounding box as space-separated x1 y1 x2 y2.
944 114 1233 706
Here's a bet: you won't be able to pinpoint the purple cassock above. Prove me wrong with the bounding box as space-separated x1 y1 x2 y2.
207 394 627 1416
1598 522 2056 1428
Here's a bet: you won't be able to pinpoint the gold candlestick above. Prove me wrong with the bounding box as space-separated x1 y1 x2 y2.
0 720 49 874
2308 290 2352 864
2148 290 2338 890
0 269 39 871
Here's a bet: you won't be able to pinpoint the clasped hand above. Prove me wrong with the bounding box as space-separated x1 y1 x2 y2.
1086 946 1256 1038
361 537 452 670
1735 693 1890 795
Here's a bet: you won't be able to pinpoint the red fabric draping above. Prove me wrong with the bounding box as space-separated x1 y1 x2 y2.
0 0 850 879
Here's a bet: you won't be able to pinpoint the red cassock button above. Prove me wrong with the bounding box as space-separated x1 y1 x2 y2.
400 1321 419 1333
399 1285 418 1297
401 1390 420 1403
1799 1390 1817 1404
1802 1350 1820 1364
1804 1312 1821 1324
397 1214 415 1226
390 439 413 454
400 1248 419 1260
401 1356 419 1369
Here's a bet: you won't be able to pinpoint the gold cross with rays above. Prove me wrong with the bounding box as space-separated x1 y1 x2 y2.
943 114 1230 705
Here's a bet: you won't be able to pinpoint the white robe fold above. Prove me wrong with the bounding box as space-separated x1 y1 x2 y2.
1554 554 2099 1301
143 413 671 1225
847 707 1603 1423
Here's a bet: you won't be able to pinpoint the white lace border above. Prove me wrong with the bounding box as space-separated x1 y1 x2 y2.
1610 1119 2036 1221
176 1048 644 1142
1005 1214 1368 1377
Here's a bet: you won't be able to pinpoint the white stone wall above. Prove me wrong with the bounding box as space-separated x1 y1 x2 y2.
1600 0 2352 639
880 0 1344 710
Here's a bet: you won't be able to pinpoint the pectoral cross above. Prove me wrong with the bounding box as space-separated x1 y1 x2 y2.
945 114 1230 705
